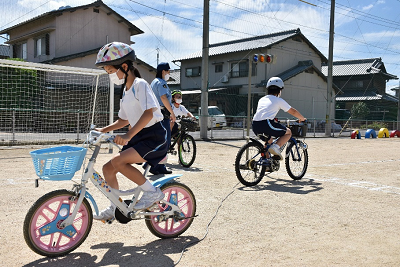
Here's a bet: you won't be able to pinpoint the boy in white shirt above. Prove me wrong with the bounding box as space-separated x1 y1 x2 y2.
252 77 306 160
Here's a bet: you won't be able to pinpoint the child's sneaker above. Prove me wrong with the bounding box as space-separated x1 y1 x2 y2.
93 206 115 220
268 144 283 160
134 188 165 210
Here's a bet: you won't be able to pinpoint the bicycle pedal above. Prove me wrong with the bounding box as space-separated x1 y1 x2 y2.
102 217 115 224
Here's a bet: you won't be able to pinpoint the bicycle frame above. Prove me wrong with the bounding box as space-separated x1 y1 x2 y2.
248 136 303 162
61 132 184 228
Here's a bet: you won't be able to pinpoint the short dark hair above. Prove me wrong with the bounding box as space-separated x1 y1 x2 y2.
267 85 282 96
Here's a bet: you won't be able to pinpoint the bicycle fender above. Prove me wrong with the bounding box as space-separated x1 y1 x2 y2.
152 174 182 187
83 190 99 216
249 137 261 144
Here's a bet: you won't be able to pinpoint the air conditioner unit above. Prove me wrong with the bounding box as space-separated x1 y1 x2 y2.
222 75 229 83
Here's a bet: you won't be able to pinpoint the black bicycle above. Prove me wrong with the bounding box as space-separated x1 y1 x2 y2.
168 118 197 168
235 120 309 186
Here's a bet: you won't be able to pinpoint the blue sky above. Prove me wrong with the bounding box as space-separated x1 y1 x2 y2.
1 0 400 94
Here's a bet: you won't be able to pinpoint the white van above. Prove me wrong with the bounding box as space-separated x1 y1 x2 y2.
198 106 227 128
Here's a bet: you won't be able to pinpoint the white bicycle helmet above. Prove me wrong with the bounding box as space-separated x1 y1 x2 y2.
266 77 284 89
95 42 136 67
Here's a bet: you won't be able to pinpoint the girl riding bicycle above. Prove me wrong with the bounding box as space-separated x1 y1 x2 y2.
252 77 306 160
171 90 195 138
93 42 167 220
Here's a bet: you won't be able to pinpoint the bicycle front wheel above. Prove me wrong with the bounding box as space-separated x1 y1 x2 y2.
23 189 93 257
285 140 308 180
145 182 196 238
235 141 266 186
178 134 196 167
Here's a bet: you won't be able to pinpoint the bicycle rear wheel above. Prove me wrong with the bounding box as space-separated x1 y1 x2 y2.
235 141 266 186
23 190 93 257
285 140 308 180
145 182 196 238
178 134 196 167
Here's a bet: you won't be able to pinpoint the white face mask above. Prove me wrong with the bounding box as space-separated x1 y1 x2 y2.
109 69 125 85
175 98 182 104
164 74 170 81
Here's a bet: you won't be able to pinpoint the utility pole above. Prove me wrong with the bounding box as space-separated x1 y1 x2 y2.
246 59 252 142
325 0 335 137
200 0 209 139
156 48 160 66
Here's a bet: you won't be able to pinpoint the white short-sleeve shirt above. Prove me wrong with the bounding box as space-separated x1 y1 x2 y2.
253 95 291 121
118 78 164 127
172 104 190 122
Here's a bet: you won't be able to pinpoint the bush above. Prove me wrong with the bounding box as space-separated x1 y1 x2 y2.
359 121 388 130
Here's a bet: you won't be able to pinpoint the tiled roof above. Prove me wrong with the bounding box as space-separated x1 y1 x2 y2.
0 44 10 57
0 0 143 36
321 58 397 80
174 28 327 62
336 89 398 102
256 60 340 92
168 69 180 85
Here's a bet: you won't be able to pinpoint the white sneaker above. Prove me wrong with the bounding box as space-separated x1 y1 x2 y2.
134 188 165 210
268 144 283 160
93 206 115 221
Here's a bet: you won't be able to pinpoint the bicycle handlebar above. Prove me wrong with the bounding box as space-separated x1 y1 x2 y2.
87 130 121 150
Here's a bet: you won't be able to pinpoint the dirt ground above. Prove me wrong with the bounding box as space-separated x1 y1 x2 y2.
0 137 399 267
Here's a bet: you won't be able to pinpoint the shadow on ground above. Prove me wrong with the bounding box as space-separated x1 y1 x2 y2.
238 177 323 195
23 236 199 267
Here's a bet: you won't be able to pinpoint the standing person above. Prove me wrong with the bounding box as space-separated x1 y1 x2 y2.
252 77 306 160
93 42 168 221
147 62 176 175
170 90 195 137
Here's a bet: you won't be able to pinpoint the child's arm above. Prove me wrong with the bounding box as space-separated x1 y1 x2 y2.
287 107 306 122
97 119 129 133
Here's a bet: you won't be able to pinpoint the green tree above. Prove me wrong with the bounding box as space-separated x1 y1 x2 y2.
351 102 370 119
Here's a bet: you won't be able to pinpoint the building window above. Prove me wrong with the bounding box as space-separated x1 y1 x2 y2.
12 42 27 59
185 66 201 77
230 61 256 77
215 64 223 73
35 33 50 57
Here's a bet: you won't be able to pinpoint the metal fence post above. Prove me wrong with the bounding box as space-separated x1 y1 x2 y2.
76 110 80 143
243 117 245 139
210 115 213 139
12 108 16 142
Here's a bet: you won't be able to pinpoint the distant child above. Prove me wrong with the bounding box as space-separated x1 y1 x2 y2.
170 90 195 137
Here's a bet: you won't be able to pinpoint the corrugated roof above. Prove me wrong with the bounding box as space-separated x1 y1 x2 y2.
321 58 397 79
174 28 327 62
0 44 10 57
336 89 398 102
168 69 180 85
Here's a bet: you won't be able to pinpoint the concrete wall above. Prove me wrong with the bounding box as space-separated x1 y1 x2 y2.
54 7 132 59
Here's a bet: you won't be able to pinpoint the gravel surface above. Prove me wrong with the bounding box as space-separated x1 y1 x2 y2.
0 137 399 266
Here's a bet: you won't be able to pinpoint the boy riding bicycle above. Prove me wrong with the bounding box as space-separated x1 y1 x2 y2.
252 77 306 160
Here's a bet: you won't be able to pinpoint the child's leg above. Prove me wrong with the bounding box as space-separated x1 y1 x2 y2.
102 161 120 189
110 148 147 186
276 128 292 147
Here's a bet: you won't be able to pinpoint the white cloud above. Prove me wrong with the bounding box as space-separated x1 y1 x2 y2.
362 4 373 11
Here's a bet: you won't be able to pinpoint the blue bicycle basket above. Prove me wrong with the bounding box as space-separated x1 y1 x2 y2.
30 146 87 181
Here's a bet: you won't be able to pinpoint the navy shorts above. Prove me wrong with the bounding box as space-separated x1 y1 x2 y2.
252 119 287 140
121 122 168 167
